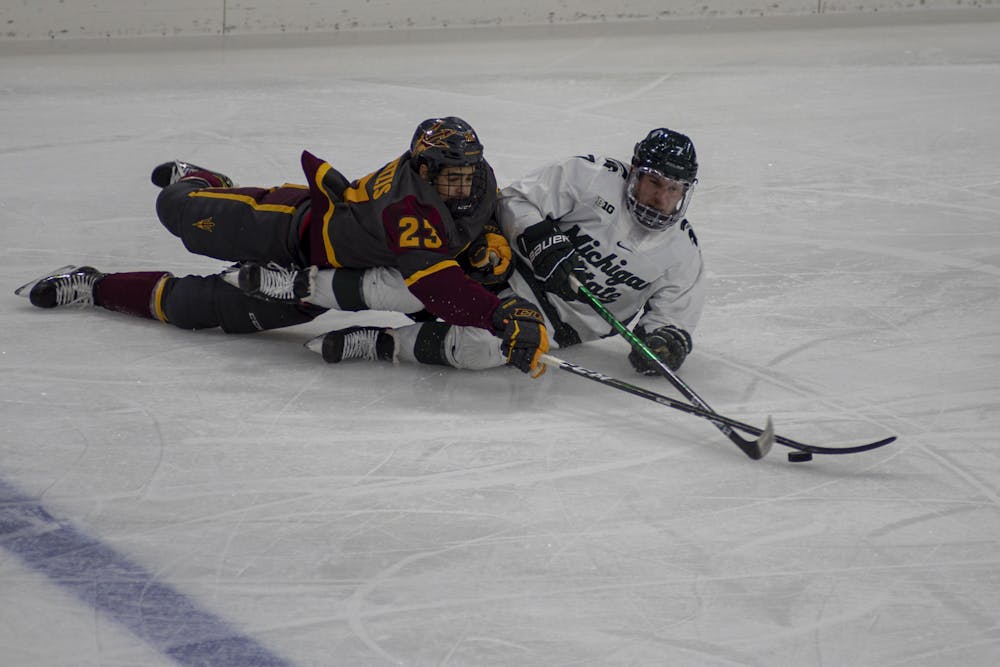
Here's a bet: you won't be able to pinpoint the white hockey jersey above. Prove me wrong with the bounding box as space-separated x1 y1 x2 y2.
499 154 705 347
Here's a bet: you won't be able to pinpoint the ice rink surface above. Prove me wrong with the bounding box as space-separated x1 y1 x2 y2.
2 10 1000 666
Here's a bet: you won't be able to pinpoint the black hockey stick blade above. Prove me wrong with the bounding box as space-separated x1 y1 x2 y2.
777 433 895 455
541 355 893 457
568 279 895 456
673 390 897 454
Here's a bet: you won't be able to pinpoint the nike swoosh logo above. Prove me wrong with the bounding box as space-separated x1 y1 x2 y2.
615 240 634 252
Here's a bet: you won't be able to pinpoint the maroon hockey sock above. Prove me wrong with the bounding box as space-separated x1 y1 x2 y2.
94 271 172 320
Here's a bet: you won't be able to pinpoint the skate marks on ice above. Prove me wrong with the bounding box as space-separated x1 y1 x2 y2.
4 13 1000 666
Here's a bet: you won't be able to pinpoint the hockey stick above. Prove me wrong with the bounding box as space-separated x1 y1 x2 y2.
569 278 773 459
541 354 895 456
568 278 896 455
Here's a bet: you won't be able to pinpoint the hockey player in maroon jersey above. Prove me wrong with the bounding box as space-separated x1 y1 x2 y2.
15 117 548 375
227 128 703 376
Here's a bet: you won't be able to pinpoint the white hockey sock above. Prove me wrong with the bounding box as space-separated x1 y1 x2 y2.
308 269 340 309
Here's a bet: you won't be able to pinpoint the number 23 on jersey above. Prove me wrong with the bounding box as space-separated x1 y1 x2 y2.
398 216 443 249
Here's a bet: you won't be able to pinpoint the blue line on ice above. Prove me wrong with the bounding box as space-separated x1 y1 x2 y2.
0 476 293 667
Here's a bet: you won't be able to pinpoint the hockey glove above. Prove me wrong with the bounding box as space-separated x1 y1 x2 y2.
468 224 514 286
516 218 586 301
628 324 692 374
492 296 550 377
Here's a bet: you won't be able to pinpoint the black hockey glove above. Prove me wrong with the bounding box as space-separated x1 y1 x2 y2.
468 224 514 286
516 218 586 301
492 296 550 377
628 324 692 374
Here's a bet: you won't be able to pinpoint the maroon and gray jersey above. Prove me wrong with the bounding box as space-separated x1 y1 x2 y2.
302 150 501 332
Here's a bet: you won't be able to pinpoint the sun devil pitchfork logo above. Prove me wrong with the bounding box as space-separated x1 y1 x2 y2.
413 121 481 160
193 217 215 232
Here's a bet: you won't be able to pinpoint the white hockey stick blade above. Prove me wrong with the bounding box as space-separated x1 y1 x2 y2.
756 416 775 459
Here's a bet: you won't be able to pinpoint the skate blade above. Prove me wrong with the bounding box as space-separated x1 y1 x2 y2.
303 334 324 355
14 264 77 297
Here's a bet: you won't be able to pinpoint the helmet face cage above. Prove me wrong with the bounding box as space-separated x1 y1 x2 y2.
439 164 489 217
625 168 696 231
626 128 699 231
410 116 487 216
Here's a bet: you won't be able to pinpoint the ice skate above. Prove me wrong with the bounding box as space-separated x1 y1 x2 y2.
150 160 234 188
15 265 106 309
304 326 396 364
221 261 317 304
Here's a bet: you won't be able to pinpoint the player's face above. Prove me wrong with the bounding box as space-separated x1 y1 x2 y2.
434 165 476 201
634 170 687 215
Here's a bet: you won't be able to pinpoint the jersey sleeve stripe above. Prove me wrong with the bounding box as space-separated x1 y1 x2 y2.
404 259 461 287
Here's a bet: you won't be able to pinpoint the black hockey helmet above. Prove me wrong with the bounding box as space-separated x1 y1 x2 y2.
410 116 487 216
410 116 484 171
632 128 698 183
626 128 699 231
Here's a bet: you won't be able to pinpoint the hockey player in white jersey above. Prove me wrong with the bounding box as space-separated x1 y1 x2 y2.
233 128 704 376
500 127 703 373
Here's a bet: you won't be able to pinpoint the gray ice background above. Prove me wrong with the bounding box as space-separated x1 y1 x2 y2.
2 12 999 667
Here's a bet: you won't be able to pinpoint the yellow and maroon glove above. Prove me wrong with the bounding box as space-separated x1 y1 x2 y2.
468 224 514 286
491 296 549 377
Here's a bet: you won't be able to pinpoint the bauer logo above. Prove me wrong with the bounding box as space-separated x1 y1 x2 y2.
193 217 215 232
